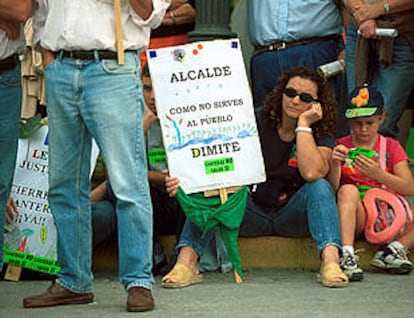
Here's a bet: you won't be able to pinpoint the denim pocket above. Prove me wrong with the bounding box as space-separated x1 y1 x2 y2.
0 67 21 87
101 55 137 75
43 58 57 71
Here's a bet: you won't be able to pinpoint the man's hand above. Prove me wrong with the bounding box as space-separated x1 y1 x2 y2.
39 47 56 67
6 197 18 225
358 19 379 39
129 0 154 20
0 0 33 22
337 49 346 69
169 0 189 11
352 3 384 25
0 19 20 39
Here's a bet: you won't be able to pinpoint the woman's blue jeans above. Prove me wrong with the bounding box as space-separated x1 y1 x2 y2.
45 52 154 293
0 64 21 271
178 179 341 259
239 179 341 255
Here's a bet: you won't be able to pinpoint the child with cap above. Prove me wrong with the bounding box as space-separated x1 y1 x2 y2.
328 84 414 281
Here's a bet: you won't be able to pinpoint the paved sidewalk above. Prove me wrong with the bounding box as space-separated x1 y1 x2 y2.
1 269 413 318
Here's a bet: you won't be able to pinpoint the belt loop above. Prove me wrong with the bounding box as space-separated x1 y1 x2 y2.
56 51 64 60
93 50 100 61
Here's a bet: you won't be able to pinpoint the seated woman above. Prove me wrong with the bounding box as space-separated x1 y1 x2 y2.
162 66 348 288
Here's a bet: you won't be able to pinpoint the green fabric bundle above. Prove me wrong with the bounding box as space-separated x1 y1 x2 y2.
175 185 248 280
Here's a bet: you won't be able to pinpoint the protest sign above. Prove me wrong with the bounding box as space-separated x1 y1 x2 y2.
3 125 99 274
147 39 266 193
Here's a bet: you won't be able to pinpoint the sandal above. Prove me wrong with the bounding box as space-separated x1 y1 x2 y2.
161 263 203 289
317 262 349 288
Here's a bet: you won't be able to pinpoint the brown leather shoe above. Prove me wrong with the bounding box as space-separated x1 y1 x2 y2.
126 287 154 312
23 281 94 308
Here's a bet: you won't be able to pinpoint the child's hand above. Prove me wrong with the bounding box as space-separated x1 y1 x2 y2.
354 154 382 179
331 144 349 166
165 176 180 197
161 170 180 197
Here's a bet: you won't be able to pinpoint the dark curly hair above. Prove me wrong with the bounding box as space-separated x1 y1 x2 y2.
263 66 337 138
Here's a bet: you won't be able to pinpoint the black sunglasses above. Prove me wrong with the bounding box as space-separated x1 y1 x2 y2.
283 87 319 103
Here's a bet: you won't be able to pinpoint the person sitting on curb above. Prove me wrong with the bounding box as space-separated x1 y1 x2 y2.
162 66 349 289
328 84 414 281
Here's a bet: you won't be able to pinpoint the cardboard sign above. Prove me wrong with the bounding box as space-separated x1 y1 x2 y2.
3 126 99 274
147 39 266 193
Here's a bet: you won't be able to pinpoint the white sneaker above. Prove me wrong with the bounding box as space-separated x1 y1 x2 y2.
370 245 413 274
340 251 364 281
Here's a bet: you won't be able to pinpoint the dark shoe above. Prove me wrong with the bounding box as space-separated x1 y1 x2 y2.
126 287 154 312
23 282 94 308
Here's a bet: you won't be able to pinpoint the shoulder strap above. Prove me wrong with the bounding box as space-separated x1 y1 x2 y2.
379 135 387 190
379 135 387 170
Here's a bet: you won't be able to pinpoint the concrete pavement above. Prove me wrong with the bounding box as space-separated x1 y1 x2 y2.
1 269 414 318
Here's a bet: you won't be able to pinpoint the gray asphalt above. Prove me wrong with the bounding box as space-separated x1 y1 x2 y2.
1 269 413 317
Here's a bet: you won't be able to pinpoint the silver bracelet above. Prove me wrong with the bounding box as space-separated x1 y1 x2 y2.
295 127 312 134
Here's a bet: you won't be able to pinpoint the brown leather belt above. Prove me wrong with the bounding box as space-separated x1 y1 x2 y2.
0 54 19 74
58 50 134 60
254 34 340 56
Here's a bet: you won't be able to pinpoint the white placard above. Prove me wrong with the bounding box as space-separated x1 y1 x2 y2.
3 126 99 273
147 39 266 194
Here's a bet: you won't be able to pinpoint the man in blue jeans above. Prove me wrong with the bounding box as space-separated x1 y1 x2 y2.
0 0 32 273
343 0 414 138
248 0 347 136
23 0 169 312
88 62 185 275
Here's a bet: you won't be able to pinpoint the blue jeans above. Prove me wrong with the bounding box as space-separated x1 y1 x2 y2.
239 179 341 255
176 222 232 273
346 22 414 138
251 37 347 136
92 183 184 265
177 179 341 259
92 200 117 247
0 64 21 271
45 52 153 293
